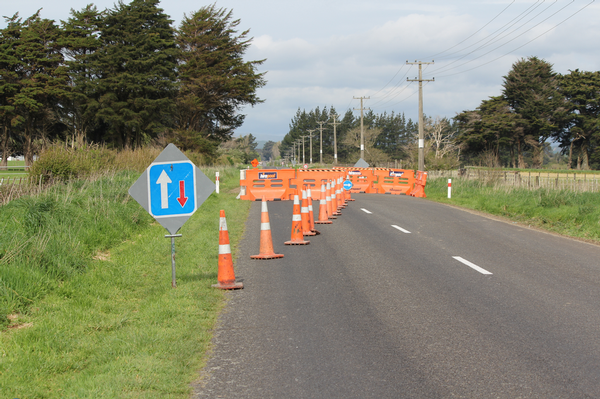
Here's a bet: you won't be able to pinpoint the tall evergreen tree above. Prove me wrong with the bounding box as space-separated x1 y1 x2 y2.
0 14 22 165
556 70 600 170
11 11 69 165
502 56 564 168
60 4 104 146
174 5 266 153
90 0 178 148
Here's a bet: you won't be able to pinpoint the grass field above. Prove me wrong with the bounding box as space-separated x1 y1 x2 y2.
0 166 250 398
0 160 29 179
426 177 600 243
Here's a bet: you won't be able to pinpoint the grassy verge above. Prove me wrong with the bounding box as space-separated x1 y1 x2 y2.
426 177 600 243
0 166 250 398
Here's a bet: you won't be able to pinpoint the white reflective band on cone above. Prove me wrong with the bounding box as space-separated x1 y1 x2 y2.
219 244 231 254
261 222 271 231
219 217 228 231
261 201 268 212
292 214 302 222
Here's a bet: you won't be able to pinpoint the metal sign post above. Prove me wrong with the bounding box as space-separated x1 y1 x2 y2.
129 144 215 287
166 234 183 287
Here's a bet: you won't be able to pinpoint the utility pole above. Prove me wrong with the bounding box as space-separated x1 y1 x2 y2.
307 129 316 164
296 139 302 165
300 135 307 165
316 120 327 164
329 113 340 165
407 60 434 172
353 96 370 160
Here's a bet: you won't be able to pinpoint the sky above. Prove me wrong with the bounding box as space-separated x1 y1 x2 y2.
2 0 599 142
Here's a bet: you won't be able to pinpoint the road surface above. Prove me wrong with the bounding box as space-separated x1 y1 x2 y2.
192 194 600 398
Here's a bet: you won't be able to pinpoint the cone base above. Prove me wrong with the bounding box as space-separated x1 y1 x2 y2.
347 199 356 201
332 212 342 216
311 229 321 235
250 253 284 260
328 216 337 219
314 220 333 224
303 231 317 236
284 240 310 245
212 281 244 290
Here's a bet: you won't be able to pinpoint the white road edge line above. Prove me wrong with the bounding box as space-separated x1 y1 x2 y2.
391 225 411 234
360 208 372 214
452 256 493 275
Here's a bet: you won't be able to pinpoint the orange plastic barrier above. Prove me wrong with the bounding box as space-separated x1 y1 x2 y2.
239 169 298 201
374 169 416 195
295 169 345 200
239 167 427 200
408 171 428 198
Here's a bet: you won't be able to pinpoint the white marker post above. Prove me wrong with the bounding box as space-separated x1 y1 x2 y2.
448 178 452 199
216 171 220 194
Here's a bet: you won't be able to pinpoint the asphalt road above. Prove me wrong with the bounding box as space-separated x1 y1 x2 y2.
192 194 600 398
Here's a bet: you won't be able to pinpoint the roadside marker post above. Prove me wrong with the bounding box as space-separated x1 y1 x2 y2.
448 179 452 199
129 144 215 287
216 171 220 194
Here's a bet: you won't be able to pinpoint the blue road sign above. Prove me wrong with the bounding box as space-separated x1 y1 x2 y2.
129 144 215 235
148 161 196 218
343 180 353 191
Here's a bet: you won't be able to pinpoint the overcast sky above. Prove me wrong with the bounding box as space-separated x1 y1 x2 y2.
2 0 599 142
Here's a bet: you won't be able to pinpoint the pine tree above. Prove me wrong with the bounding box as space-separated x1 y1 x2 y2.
0 14 22 165
174 5 266 152
90 0 178 148
556 70 600 170
60 4 104 146
11 11 69 165
502 56 564 168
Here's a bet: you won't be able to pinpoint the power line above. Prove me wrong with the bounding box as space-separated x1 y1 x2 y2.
434 0 591 78
430 0 568 76
425 0 518 60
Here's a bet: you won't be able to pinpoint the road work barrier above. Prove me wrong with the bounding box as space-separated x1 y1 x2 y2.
239 167 427 200
408 171 428 198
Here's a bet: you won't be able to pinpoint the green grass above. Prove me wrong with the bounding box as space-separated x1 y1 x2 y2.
426 177 600 242
0 166 250 398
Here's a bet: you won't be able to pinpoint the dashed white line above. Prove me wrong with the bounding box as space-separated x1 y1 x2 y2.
360 208 372 214
452 256 493 275
391 225 411 234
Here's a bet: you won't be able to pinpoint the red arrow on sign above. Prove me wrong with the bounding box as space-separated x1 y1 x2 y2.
177 180 188 207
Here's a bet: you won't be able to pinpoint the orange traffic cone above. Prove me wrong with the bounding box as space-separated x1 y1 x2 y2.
301 187 316 236
306 186 320 235
326 181 337 219
251 197 284 260
336 177 346 209
331 179 342 216
285 192 310 245
314 182 332 224
212 210 243 290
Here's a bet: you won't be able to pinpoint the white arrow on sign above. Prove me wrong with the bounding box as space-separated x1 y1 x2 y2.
157 170 172 209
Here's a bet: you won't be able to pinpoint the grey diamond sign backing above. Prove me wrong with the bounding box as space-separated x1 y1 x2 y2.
128 144 216 234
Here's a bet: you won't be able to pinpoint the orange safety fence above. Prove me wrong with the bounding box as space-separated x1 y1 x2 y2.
295 169 346 200
239 169 298 201
374 169 416 195
408 171 428 198
239 167 427 200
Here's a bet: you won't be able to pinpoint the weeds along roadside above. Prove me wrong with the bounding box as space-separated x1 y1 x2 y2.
1 145 250 397
426 177 600 242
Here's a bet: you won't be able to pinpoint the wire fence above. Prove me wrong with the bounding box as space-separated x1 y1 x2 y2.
428 169 600 193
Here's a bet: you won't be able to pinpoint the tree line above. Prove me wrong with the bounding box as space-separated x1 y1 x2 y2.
455 56 600 170
0 0 265 166
280 106 460 169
